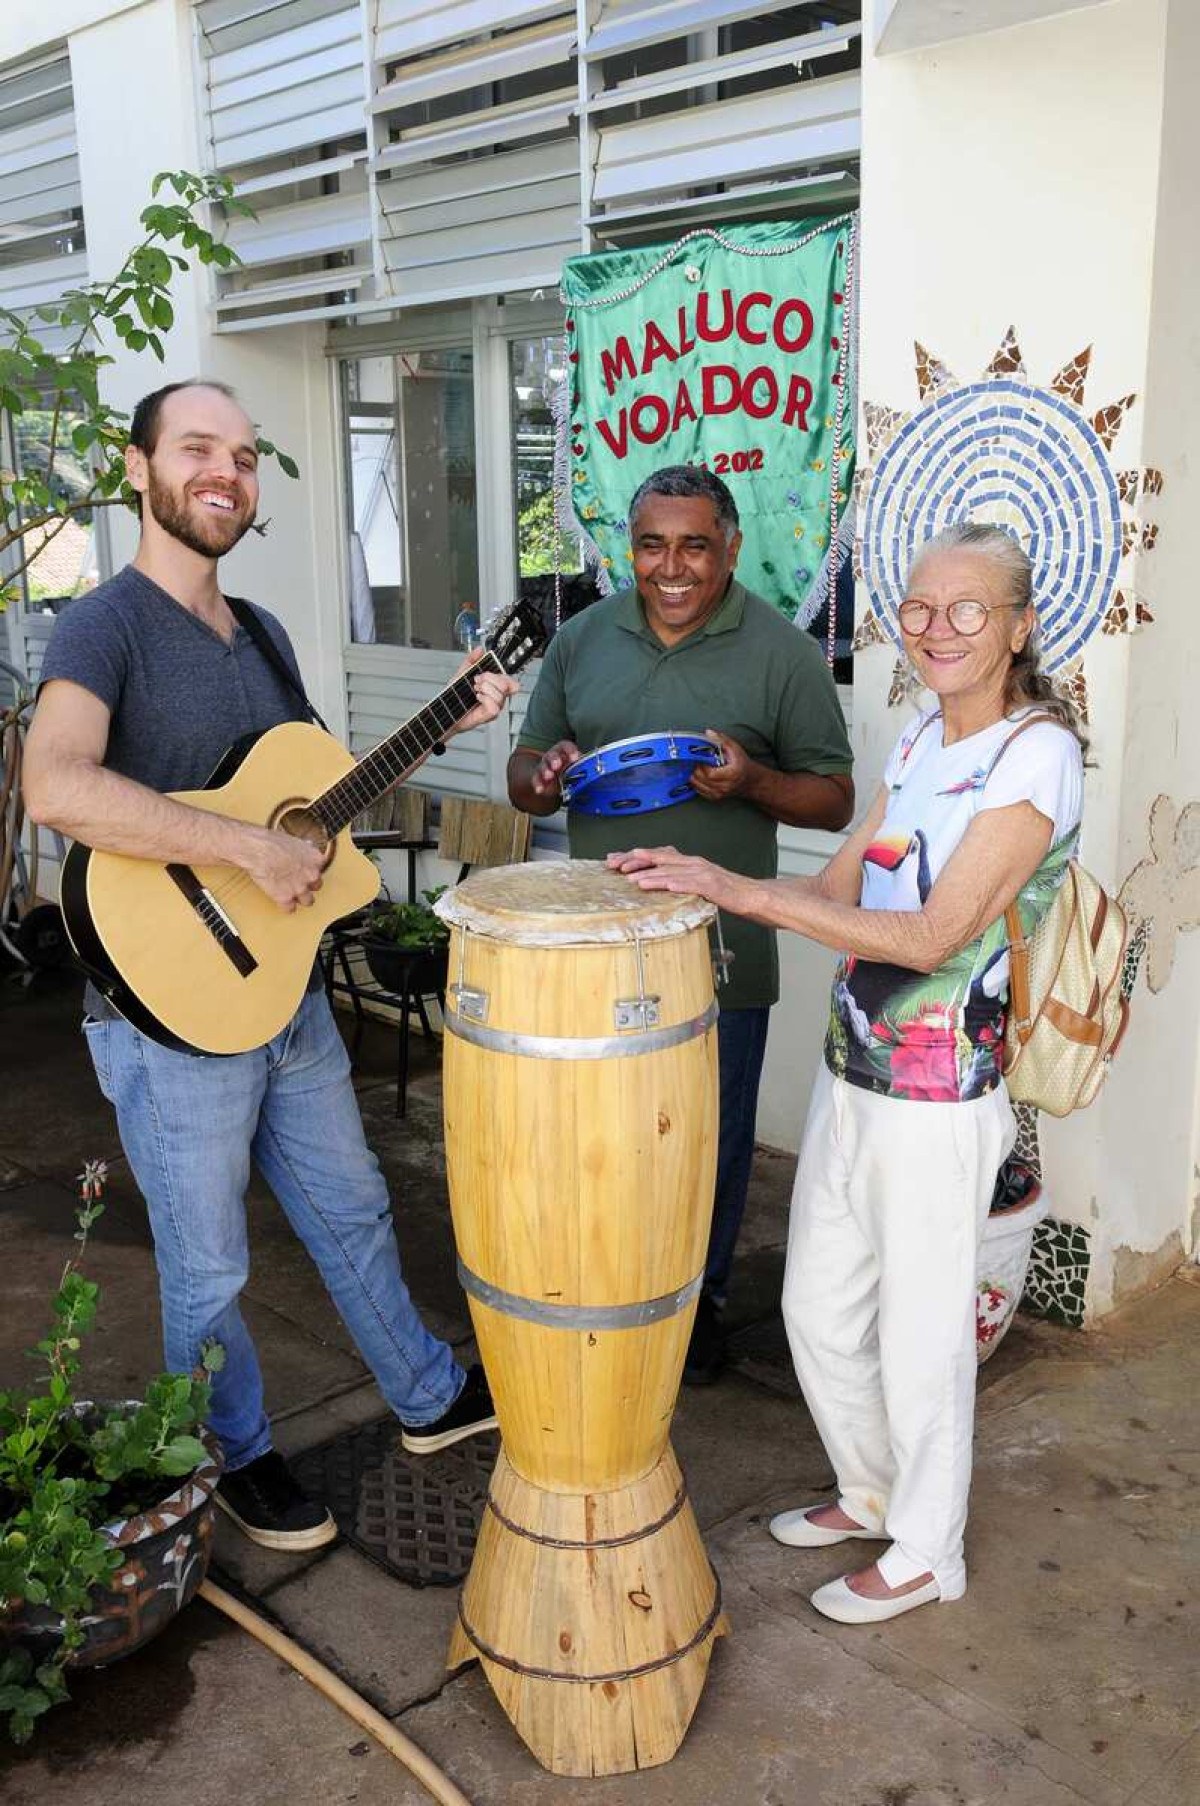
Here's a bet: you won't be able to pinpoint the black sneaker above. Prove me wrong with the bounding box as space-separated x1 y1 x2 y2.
215 1449 337 1551
400 1363 498 1455
683 1293 727 1387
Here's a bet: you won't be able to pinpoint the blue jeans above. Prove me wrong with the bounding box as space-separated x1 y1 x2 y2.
83 989 461 1470
705 1006 771 1302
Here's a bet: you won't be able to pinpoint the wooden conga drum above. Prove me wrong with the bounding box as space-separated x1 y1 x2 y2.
436 861 727 1776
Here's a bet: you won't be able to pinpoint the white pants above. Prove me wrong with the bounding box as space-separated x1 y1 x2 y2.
782 1065 1015 1599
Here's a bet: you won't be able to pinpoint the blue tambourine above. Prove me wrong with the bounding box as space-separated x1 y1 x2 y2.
560 731 724 816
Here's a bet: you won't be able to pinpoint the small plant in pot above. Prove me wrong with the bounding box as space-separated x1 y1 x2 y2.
0 1162 224 1744
361 885 451 996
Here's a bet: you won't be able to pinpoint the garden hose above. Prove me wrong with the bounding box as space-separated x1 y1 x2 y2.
198 1579 473 1806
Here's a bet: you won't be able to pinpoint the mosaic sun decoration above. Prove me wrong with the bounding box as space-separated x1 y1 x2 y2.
854 330 1164 717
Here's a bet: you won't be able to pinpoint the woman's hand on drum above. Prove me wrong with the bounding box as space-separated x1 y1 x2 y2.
607 846 749 911
532 739 582 798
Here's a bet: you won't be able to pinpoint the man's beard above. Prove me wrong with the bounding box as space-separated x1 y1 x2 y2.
145 466 255 559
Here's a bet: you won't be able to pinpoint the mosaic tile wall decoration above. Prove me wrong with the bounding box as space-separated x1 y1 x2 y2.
852 330 1164 711
1011 1100 1043 1182
1118 795 1200 993
1022 1216 1091 1328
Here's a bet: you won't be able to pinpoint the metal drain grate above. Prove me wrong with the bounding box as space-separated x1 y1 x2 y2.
291 1417 500 1586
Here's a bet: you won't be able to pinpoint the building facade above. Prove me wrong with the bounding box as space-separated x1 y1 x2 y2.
1 0 1196 1323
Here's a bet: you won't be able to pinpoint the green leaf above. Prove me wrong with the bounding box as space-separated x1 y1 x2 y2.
277 453 300 480
158 1435 207 1475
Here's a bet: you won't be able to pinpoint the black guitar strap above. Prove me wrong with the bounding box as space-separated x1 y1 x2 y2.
225 595 331 735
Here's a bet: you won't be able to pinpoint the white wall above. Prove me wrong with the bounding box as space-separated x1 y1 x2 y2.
1089 0 1200 1302
67 0 346 731
0 0 147 63
873 0 1117 55
857 0 1198 1311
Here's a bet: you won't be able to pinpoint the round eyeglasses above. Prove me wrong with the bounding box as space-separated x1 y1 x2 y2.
898 599 1022 637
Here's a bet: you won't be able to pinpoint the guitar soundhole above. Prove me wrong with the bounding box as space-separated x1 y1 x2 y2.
275 805 333 865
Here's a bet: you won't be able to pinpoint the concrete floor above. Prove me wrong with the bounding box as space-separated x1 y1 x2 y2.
1 965 1196 1806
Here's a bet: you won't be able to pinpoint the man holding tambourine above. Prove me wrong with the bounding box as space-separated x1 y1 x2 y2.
508 465 853 1383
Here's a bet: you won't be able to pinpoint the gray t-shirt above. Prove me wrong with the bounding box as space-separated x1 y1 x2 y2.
39 564 314 1018
39 564 309 793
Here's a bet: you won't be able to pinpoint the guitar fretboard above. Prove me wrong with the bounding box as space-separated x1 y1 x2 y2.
310 654 502 836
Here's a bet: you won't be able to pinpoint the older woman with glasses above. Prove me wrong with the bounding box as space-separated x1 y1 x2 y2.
610 521 1086 1624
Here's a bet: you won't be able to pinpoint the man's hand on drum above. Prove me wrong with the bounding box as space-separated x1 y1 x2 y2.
531 738 582 799
689 728 751 802
453 649 520 735
607 846 749 912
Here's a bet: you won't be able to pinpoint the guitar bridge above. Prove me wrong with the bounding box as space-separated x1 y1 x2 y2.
166 865 258 978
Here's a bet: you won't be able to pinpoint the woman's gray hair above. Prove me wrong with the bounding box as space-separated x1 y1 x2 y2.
907 521 1089 753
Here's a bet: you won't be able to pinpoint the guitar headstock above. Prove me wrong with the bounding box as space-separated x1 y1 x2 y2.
482 598 549 675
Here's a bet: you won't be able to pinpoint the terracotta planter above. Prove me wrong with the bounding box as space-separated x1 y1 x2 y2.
4 1419 223 1669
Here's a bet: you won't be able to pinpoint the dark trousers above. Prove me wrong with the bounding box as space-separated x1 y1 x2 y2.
705 1006 771 1302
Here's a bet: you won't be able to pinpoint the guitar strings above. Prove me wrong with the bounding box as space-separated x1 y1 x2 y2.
197 669 492 916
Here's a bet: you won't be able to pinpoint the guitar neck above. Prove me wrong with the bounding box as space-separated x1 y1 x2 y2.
313 651 502 835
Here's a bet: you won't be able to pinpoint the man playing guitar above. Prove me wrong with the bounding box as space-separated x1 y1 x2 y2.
25 379 516 1550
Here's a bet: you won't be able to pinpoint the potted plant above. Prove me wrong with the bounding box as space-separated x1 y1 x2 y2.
360 886 451 997
0 1162 224 1745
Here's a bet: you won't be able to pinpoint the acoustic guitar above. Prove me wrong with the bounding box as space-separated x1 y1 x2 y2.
60 599 546 1055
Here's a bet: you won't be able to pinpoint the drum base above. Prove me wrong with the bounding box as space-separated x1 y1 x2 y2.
449 1443 727 1776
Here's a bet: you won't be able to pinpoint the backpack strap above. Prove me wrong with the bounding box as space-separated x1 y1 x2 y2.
226 595 331 734
893 707 942 778
986 712 1069 1043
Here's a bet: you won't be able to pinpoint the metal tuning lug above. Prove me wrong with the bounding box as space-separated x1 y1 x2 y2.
450 984 490 1024
711 915 734 987
615 934 661 1031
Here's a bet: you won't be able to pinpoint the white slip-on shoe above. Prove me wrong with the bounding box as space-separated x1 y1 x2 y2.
768 1505 887 1549
810 1573 941 1624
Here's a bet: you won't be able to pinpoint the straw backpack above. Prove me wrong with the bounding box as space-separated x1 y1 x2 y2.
990 716 1131 1116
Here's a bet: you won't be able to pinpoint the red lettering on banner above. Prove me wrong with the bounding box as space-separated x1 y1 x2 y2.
595 413 629 458
601 336 636 396
594 364 818 457
782 374 813 431
696 289 734 344
630 395 670 443
742 368 780 419
774 299 814 354
701 366 741 415
672 382 698 430
675 304 696 357
735 292 771 344
641 321 679 373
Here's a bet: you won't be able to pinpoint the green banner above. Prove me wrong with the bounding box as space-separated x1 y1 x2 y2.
562 216 856 626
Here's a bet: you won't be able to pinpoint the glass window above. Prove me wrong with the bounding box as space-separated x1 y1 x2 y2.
341 347 478 651
510 335 599 633
401 346 478 651
2 404 103 614
343 357 401 644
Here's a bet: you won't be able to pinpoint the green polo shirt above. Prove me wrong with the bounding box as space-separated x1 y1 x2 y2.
518 579 852 1009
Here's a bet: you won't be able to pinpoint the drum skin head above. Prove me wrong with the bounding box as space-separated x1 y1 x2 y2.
435 860 716 945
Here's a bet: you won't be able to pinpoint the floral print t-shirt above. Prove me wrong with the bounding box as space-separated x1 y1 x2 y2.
824 708 1084 1103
